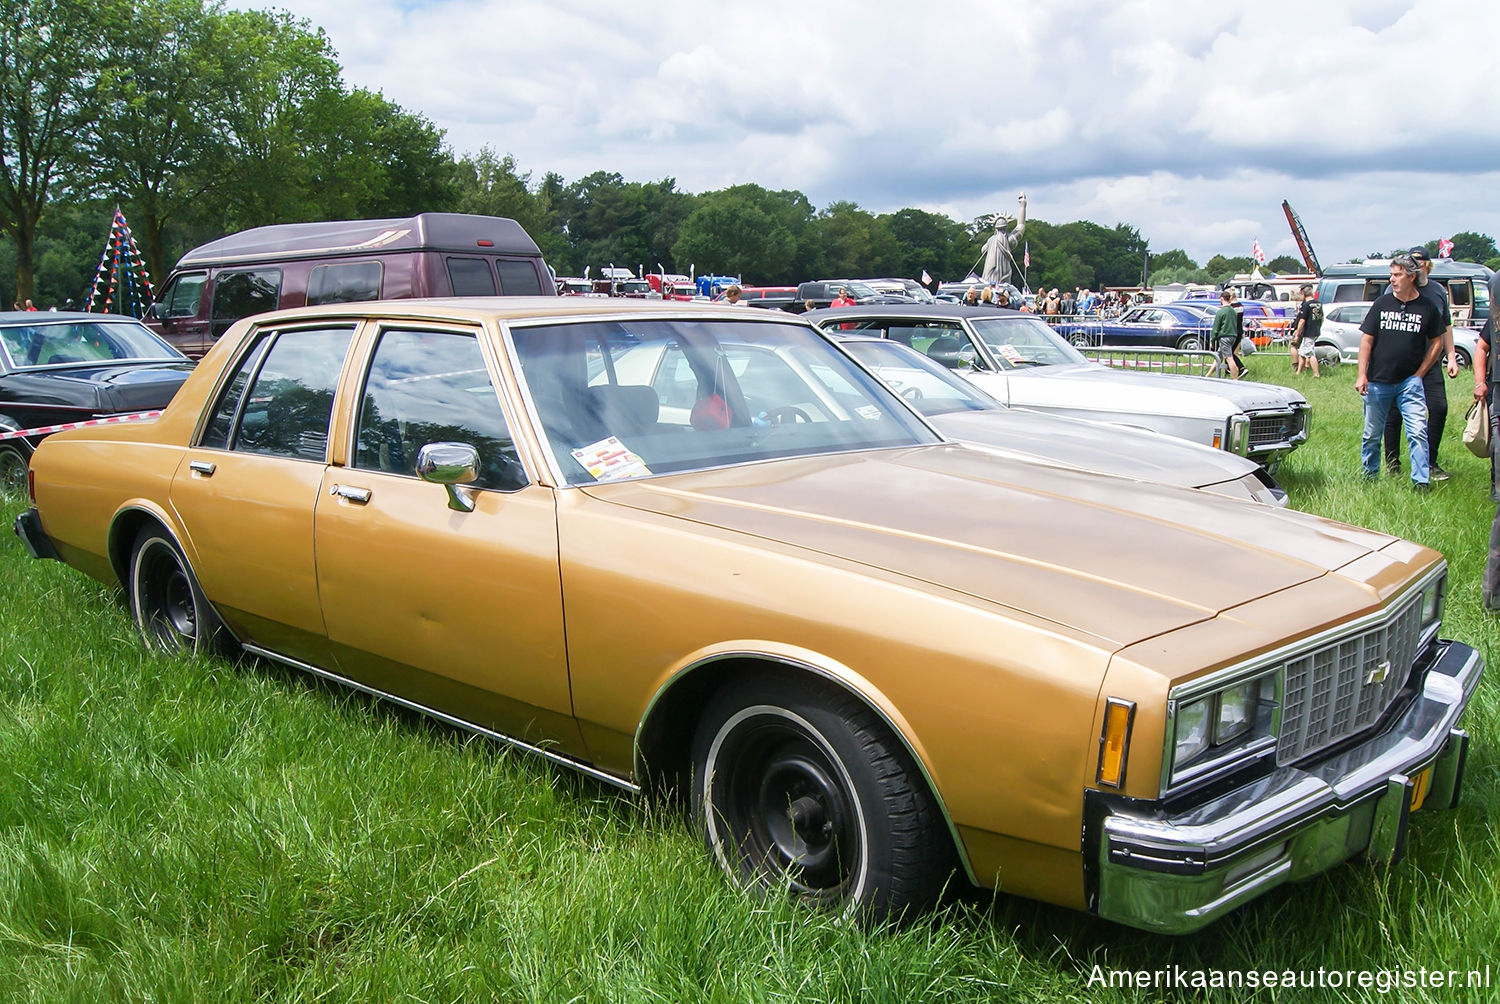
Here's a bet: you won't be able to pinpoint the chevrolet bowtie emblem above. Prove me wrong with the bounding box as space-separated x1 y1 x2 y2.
1366 660 1392 685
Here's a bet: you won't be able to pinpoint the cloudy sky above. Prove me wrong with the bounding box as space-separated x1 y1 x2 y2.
272 0 1500 269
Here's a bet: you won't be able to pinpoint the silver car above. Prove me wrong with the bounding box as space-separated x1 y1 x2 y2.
834 335 1286 505
807 304 1310 470
1318 300 1481 367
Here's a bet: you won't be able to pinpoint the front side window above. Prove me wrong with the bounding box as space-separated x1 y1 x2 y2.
159 273 207 318
211 269 282 338
207 327 353 459
307 262 382 305
447 257 496 296
510 318 937 486
353 328 525 491
0 319 182 368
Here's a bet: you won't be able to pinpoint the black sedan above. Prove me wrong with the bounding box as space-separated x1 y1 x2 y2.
0 312 193 493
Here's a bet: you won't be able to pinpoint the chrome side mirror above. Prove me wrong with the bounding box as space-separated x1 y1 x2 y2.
416 442 479 512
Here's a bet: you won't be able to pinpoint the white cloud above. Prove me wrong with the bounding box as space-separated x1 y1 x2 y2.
260 0 1500 265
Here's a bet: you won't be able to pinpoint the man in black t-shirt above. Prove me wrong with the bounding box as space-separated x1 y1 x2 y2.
1356 254 1446 487
1292 284 1322 377
1383 246 1457 479
1477 270 1500 607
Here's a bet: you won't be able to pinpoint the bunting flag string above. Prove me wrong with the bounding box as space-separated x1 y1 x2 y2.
86 207 155 316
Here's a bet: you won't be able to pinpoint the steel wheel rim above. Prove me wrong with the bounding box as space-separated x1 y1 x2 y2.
709 712 861 903
138 543 198 650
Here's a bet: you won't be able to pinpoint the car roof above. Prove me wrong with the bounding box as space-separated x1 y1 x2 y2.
175 213 542 268
0 311 150 324
230 296 822 328
803 303 1027 322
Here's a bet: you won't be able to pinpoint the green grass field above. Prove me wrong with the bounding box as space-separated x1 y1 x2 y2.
2 351 1498 1002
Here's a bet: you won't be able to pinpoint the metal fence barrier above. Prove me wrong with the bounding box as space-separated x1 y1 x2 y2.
1078 345 1225 378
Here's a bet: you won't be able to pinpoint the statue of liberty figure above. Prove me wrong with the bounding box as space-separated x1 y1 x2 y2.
981 192 1027 287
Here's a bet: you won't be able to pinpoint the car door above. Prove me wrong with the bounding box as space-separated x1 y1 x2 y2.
149 272 211 356
170 323 356 664
312 323 580 751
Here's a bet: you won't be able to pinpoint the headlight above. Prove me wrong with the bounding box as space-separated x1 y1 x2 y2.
1173 698 1211 766
1419 574 1445 633
1167 670 1278 786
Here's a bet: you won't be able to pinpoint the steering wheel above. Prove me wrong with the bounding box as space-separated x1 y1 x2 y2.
769 406 812 425
901 385 924 402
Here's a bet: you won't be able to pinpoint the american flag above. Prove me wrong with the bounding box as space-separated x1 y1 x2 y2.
1438 238 1454 259
1023 241 1030 268
1251 239 1266 265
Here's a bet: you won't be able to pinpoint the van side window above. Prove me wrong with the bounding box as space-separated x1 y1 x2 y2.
496 259 544 295
353 328 525 491
225 327 354 460
308 262 382 305
211 269 282 339
159 273 207 318
447 257 496 296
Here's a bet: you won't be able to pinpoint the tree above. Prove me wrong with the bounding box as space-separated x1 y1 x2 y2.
671 184 816 283
1205 255 1255 282
813 201 898 279
1265 254 1304 274
1444 232 1498 265
1148 248 1196 273
85 0 237 285
0 0 105 299
882 208 972 282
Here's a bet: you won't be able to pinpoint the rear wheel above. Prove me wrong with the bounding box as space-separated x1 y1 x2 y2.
1067 331 1092 348
0 442 28 499
1176 333 1205 351
1455 347 1472 368
691 673 951 923
129 527 233 655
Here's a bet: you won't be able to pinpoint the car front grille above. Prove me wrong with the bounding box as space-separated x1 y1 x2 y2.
1277 591 1424 763
1247 408 1307 450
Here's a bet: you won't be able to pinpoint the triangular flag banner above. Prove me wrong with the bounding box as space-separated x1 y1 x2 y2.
87 207 155 316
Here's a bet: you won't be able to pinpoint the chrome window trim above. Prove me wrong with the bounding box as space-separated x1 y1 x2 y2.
1159 562 1447 794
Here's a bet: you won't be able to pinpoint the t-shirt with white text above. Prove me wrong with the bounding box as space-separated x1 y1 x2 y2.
1358 290 1445 384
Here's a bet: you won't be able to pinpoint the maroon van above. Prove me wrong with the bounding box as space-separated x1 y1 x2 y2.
146 213 554 357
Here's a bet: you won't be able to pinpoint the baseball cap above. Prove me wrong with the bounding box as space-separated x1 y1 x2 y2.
1409 246 1432 263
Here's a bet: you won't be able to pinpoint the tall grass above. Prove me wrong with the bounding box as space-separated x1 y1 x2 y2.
1 351 1497 1002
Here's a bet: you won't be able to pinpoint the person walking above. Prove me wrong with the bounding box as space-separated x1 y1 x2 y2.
1356 254 1446 489
1291 284 1322 378
1211 289 1241 378
1383 246 1458 480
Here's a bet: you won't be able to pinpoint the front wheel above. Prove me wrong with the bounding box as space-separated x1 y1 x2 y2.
1455 347 1472 368
1067 331 1092 348
692 673 951 923
129 528 233 656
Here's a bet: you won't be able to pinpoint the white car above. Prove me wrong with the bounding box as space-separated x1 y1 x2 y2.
808 304 1310 470
1318 301 1481 367
833 335 1286 505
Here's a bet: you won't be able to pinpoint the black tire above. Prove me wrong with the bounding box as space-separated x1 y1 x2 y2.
1455 347 1472 369
1176 333 1205 351
129 527 233 656
0 442 28 498
691 673 951 923
1067 331 1092 348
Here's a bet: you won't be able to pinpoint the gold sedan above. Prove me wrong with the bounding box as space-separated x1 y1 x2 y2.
13 299 1481 933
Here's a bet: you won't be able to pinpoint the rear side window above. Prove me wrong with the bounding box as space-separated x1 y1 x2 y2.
202 326 353 460
211 268 282 338
496 259 544 295
307 262 382 305
446 257 496 296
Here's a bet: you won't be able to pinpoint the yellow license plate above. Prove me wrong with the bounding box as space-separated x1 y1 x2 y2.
1410 767 1432 812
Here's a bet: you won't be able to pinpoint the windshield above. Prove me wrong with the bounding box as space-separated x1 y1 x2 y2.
510 318 939 485
967 315 1089 368
0 318 184 368
840 340 1000 417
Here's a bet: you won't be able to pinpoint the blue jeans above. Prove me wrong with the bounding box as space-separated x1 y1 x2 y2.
1363 376 1429 483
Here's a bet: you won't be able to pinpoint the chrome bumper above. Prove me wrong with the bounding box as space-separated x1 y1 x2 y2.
1094 639 1480 934
13 508 59 561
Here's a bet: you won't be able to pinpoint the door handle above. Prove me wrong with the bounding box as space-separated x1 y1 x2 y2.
189 460 216 476
329 484 372 504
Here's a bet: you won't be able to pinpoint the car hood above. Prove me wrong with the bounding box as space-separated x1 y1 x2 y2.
1006 364 1306 412
928 408 1259 489
580 445 1396 650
